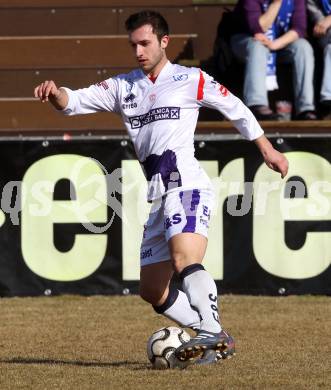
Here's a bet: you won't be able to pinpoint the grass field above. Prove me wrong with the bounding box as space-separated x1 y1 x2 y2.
0 295 330 390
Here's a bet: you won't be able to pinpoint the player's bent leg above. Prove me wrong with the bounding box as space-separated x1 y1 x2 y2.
140 260 173 306
161 189 235 364
168 232 207 274
154 287 201 331
140 260 201 330
169 233 221 334
168 233 235 362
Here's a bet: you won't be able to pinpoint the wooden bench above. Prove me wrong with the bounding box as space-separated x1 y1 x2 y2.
0 98 123 132
0 0 192 7
0 34 196 97
0 6 197 36
0 35 196 69
0 2 225 63
0 68 132 98
0 1 228 100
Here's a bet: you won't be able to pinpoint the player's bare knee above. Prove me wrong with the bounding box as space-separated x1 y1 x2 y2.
171 251 189 274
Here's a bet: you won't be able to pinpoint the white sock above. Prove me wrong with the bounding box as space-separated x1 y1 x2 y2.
181 264 222 334
153 288 200 330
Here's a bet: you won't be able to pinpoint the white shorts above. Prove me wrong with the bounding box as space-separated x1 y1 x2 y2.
140 188 214 267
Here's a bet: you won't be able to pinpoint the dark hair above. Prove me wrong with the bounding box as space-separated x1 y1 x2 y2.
125 10 169 42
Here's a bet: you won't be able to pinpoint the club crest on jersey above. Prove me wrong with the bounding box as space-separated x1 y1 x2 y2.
173 74 188 82
96 81 109 90
129 107 180 129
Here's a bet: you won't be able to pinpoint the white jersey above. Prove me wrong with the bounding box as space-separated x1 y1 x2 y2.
62 61 264 201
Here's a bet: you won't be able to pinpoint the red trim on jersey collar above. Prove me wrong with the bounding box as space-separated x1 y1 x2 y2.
197 70 205 100
148 74 158 84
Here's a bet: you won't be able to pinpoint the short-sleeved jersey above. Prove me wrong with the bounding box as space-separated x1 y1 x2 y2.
63 61 264 201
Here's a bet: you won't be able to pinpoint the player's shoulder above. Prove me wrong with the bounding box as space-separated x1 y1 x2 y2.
170 63 214 84
170 63 201 79
113 68 144 84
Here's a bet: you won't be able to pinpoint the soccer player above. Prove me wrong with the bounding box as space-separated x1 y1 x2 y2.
34 10 288 365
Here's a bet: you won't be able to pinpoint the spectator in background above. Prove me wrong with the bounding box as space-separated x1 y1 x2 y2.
307 0 331 119
230 0 317 120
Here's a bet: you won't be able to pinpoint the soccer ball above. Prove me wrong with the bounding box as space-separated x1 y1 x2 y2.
147 326 191 369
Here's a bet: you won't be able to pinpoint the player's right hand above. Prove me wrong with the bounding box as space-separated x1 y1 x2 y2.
264 150 289 179
34 80 60 103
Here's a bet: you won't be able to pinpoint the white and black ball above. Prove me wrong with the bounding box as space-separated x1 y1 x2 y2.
147 326 191 369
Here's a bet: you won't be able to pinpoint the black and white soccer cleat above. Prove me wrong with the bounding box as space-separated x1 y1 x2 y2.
175 329 235 362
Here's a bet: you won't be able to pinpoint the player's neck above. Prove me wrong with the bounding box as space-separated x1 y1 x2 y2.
146 56 168 81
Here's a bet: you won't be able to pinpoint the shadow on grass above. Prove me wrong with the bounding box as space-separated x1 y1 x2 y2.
0 357 151 370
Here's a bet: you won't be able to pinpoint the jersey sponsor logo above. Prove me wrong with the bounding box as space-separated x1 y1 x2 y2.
208 293 220 324
140 248 153 259
210 80 229 97
219 85 229 97
96 81 109 90
164 213 182 230
202 205 211 219
173 74 188 82
199 216 209 227
122 102 137 110
129 107 180 129
143 224 147 239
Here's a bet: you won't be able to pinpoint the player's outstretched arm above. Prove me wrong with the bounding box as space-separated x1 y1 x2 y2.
254 135 289 178
34 80 68 110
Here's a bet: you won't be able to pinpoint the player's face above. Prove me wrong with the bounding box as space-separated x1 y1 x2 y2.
129 24 169 75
